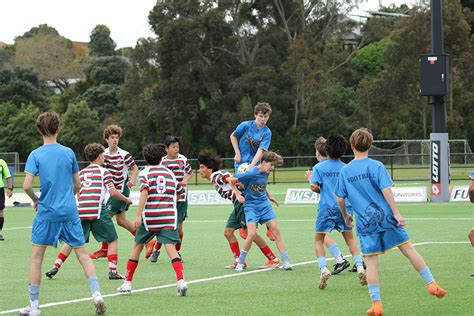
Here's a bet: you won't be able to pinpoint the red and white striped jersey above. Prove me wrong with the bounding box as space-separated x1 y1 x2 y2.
104 147 136 192
78 164 115 220
210 170 239 204
139 165 185 231
161 154 192 202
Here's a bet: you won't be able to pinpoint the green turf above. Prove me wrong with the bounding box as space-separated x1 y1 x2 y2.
0 199 473 315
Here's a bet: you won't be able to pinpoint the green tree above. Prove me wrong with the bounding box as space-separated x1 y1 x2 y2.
60 101 101 157
0 68 48 108
14 25 87 92
0 103 42 160
89 25 117 57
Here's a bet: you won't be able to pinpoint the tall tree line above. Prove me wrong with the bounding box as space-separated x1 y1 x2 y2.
0 1 472 161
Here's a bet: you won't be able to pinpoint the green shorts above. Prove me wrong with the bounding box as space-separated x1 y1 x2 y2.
225 202 246 229
81 206 118 243
177 200 188 223
134 222 181 244
106 185 130 215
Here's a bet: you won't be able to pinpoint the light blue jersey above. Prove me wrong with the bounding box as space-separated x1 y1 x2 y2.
311 159 351 216
235 166 271 210
232 120 271 169
470 170 474 179
335 158 399 236
25 144 79 222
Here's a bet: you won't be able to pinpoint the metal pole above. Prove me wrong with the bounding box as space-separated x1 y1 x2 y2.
431 0 446 133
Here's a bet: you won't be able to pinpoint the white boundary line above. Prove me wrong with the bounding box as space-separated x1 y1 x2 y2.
0 241 469 315
3 217 473 231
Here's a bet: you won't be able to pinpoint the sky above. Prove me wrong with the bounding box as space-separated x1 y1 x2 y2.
0 0 421 48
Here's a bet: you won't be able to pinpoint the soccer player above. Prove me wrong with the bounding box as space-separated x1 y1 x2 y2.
0 158 13 241
117 144 187 296
45 143 132 280
305 136 357 275
21 110 106 315
89 125 138 259
230 101 275 241
198 151 280 269
335 128 447 316
228 151 292 272
147 136 193 262
308 135 366 290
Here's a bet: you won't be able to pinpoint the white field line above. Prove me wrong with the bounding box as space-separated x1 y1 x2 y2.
3 217 473 231
0 241 469 315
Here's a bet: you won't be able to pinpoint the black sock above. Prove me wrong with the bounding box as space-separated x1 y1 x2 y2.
0 216 4 230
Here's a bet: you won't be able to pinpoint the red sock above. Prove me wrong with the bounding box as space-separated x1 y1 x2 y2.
54 252 69 268
108 254 118 272
101 242 109 251
171 259 184 281
125 259 139 281
131 229 136 236
229 241 240 258
260 246 277 261
155 242 162 250
175 232 184 251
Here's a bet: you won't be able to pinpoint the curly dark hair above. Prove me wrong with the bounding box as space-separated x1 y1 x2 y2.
197 150 221 172
84 143 105 162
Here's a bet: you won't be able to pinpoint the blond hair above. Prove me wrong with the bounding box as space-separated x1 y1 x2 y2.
349 128 373 152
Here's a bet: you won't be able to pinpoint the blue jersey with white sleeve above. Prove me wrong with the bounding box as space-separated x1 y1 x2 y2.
232 120 271 168
311 159 351 216
335 158 399 235
235 166 271 210
25 144 79 222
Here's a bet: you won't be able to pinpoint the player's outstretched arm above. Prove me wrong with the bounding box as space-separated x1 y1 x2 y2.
337 196 352 227
230 134 241 163
135 190 148 227
249 148 265 168
127 165 139 188
109 187 132 204
23 173 38 210
382 187 405 226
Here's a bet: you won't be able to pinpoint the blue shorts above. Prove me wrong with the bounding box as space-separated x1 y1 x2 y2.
360 227 410 256
32 217 85 247
244 204 276 225
315 214 352 233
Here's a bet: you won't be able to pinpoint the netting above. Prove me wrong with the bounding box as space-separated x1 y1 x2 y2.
0 152 20 172
369 139 473 165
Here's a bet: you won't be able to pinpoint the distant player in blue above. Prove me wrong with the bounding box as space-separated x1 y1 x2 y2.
230 101 275 242
230 102 272 172
335 128 447 316
310 135 366 290
228 151 292 271
306 136 362 276
21 110 106 315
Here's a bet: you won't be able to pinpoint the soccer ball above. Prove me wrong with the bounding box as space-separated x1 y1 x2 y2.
237 163 250 174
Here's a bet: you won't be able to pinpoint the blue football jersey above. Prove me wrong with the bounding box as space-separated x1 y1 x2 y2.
235 166 271 210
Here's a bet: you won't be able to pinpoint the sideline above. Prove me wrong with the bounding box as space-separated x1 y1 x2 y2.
0 241 468 315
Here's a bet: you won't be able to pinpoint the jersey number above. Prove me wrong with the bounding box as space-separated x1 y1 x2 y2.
83 172 93 188
156 176 167 194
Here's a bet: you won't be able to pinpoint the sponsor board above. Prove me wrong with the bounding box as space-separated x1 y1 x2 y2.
391 187 427 202
449 186 470 202
284 189 320 204
431 140 441 196
284 187 427 204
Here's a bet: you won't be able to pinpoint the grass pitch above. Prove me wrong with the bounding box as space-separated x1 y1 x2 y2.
0 194 472 315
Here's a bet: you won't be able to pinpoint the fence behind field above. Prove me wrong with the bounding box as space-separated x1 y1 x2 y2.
10 151 474 188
